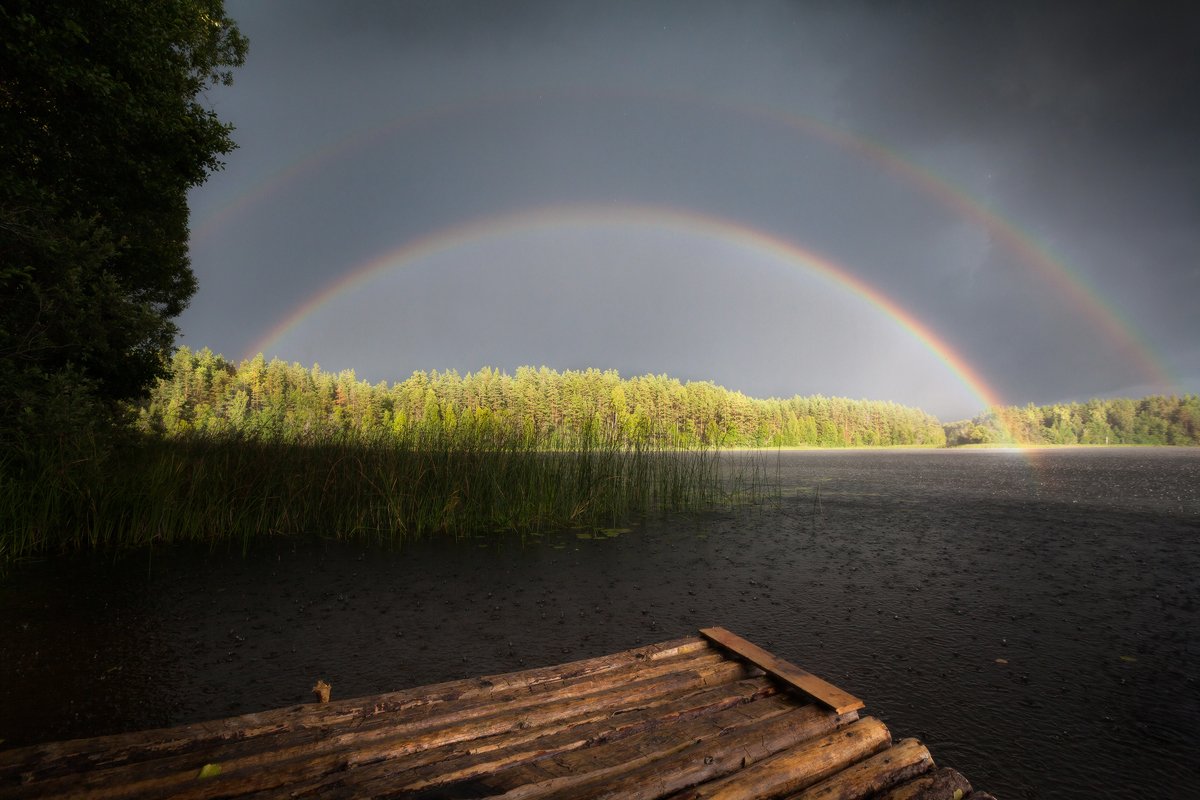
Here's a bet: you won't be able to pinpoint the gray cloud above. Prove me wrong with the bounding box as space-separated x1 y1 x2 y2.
182 0 1200 419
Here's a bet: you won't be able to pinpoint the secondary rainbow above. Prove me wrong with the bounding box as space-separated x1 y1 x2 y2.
744 103 1177 392
245 204 1010 421
195 88 1175 393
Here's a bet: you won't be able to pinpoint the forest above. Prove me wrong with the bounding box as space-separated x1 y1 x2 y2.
138 348 950 448
138 348 1200 449
943 395 1200 446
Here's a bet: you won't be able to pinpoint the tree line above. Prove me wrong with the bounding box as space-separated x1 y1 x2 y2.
138 348 949 448
944 395 1200 446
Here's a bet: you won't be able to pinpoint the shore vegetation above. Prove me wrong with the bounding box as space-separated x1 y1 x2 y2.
1 423 755 566
945 396 1200 446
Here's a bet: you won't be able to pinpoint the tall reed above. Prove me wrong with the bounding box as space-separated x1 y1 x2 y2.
0 424 769 564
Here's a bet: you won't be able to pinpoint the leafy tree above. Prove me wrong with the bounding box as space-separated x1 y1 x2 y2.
1 1 246 452
945 395 1199 446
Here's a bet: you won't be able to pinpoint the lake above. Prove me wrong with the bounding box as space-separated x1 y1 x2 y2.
2 447 1197 798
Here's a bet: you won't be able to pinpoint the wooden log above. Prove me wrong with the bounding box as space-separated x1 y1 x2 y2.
670 716 891 800
700 627 864 714
392 699 810 800
9 658 753 800
1 637 715 787
491 703 858 800
13 659 745 800
291 677 781 798
871 767 973 800
785 738 934 800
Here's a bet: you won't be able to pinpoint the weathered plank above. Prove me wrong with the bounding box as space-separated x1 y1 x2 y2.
700 627 865 714
787 737 934 800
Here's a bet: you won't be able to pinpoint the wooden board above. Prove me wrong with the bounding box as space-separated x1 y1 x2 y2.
0 630 1002 800
700 627 865 715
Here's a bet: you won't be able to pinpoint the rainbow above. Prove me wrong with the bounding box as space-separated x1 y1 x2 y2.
189 95 518 245
193 88 1175 393
245 205 1010 423
740 104 1177 392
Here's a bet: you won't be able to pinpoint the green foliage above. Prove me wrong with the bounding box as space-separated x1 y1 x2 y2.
197 764 222 780
0 1 246 453
944 395 1200 446
138 349 948 448
0 422 760 564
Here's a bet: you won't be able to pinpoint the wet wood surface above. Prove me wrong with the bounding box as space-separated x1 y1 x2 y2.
699 626 865 715
871 766 976 800
0 631 997 799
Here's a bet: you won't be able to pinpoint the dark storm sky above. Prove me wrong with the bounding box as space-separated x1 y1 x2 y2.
182 1 1200 420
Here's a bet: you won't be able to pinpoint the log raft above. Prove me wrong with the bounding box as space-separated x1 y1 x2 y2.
0 627 994 799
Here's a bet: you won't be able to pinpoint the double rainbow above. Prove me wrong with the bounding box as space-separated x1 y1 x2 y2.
191 89 1176 424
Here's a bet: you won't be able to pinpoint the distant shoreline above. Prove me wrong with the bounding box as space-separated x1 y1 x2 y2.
716 442 1196 452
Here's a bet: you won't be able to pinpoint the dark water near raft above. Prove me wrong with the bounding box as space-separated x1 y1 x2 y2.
3 448 1199 799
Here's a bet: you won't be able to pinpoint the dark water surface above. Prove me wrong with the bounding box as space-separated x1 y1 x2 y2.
3 448 1198 798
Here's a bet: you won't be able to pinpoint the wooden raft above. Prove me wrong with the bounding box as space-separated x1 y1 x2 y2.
0 627 997 799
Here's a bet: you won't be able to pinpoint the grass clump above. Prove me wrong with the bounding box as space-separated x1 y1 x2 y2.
0 424 767 565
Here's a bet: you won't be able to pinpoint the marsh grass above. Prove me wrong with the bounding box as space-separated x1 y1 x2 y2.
0 426 772 564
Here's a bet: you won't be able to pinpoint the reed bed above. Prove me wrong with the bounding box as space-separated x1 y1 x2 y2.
0 426 771 564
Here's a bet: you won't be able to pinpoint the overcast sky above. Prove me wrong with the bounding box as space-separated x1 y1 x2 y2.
182 1 1200 420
